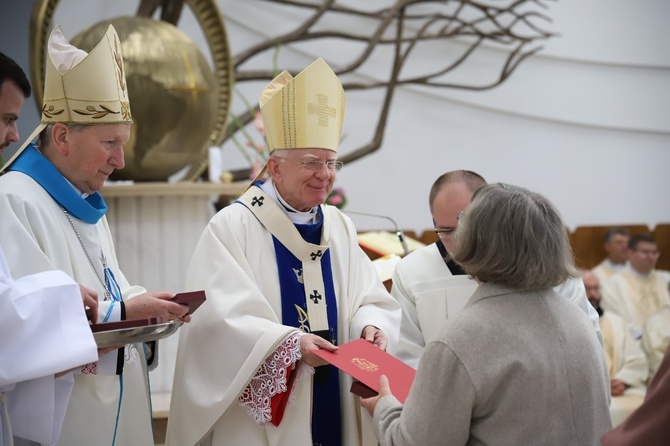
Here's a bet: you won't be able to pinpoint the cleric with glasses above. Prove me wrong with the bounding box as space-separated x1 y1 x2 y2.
274 156 343 173
167 58 400 446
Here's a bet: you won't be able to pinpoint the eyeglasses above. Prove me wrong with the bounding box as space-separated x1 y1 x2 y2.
434 228 455 240
634 249 661 258
274 157 343 172
434 211 464 240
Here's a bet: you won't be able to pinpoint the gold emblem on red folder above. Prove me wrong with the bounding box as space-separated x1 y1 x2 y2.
351 358 379 372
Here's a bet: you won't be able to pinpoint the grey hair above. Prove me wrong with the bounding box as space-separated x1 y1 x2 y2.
604 227 629 243
271 148 290 159
38 123 88 147
451 183 577 290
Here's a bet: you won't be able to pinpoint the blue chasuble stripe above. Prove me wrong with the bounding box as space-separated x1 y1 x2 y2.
273 211 342 446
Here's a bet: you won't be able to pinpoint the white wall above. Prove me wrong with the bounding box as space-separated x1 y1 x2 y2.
4 0 669 234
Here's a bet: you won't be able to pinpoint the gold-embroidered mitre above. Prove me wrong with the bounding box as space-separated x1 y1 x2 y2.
1 24 131 172
260 58 345 154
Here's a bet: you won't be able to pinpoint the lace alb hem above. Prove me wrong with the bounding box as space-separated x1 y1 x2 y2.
237 331 312 425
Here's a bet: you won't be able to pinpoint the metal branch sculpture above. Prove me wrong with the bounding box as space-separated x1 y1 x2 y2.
182 0 556 180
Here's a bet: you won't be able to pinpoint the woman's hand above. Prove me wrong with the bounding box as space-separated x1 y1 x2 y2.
360 375 393 416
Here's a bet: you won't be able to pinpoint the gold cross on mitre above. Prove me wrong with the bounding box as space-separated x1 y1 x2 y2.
259 58 346 154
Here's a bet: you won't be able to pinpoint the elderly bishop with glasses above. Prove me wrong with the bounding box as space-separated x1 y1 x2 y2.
168 58 401 446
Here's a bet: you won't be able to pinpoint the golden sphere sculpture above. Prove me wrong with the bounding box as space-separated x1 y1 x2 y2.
70 16 218 181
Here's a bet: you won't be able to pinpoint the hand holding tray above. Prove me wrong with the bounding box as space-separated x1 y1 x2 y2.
91 317 181 348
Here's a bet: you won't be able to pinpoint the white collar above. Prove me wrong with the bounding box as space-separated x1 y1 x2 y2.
259 179 320 225
64 177 89 199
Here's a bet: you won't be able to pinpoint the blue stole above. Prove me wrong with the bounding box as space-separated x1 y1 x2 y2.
7 144 123 309
273 209 342 446
7 143 107 224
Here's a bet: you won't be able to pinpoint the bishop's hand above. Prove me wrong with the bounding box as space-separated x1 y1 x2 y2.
300 333 338 367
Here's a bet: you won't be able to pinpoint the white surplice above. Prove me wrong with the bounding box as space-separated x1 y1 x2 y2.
167 185 401 446
0 248 97 446
601 266 670 337
641 306 670 381
0 171 154 446
599 312 647 426
593 258 628 284
392 243 603 368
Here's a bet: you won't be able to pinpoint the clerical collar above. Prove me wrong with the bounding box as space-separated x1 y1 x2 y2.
606 258 627 271
436 239 467 275
258 178 320 225
64 177 89 199
6 143 107 224
626 264 652 279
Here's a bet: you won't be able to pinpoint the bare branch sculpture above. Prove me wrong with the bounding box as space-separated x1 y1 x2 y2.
190 0 556 180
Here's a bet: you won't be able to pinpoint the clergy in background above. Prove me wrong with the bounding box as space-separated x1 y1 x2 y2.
584 270 648 426
601 233 670 338
167 58 401 446
593 228 630 284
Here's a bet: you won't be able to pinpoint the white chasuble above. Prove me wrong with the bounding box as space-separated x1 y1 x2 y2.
601 267 670 337
0 171 154 446
167 184 400 446
599 312 648 426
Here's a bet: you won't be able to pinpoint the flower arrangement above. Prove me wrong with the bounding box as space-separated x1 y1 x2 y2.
326 187 348 209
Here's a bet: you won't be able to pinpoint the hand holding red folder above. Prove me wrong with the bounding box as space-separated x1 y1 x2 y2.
313 338 416 403
360 374 392 416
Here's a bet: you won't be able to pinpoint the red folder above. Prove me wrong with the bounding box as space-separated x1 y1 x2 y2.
173 290 207 314
314 338 416 403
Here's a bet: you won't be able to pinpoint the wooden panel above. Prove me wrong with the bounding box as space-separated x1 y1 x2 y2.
653 224 670 271
419 230 439 246
568 225 652 269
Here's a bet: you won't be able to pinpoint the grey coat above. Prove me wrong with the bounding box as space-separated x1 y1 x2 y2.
374 283 612 445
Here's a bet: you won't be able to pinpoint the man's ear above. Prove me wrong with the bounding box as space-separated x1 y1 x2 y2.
267 157 281 182
51 123 70 155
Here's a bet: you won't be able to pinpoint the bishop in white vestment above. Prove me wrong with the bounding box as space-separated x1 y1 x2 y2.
167 58 400 446
0 25 189 446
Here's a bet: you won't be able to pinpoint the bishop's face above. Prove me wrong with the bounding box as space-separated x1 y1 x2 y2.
59 123 130 194
268 148 337 212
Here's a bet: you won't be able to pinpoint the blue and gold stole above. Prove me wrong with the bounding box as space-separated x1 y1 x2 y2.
238 185 342 446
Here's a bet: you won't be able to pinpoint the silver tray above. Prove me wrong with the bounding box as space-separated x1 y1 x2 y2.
93 320 182 348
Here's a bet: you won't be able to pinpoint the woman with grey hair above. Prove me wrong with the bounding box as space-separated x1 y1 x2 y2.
362 183 612 445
